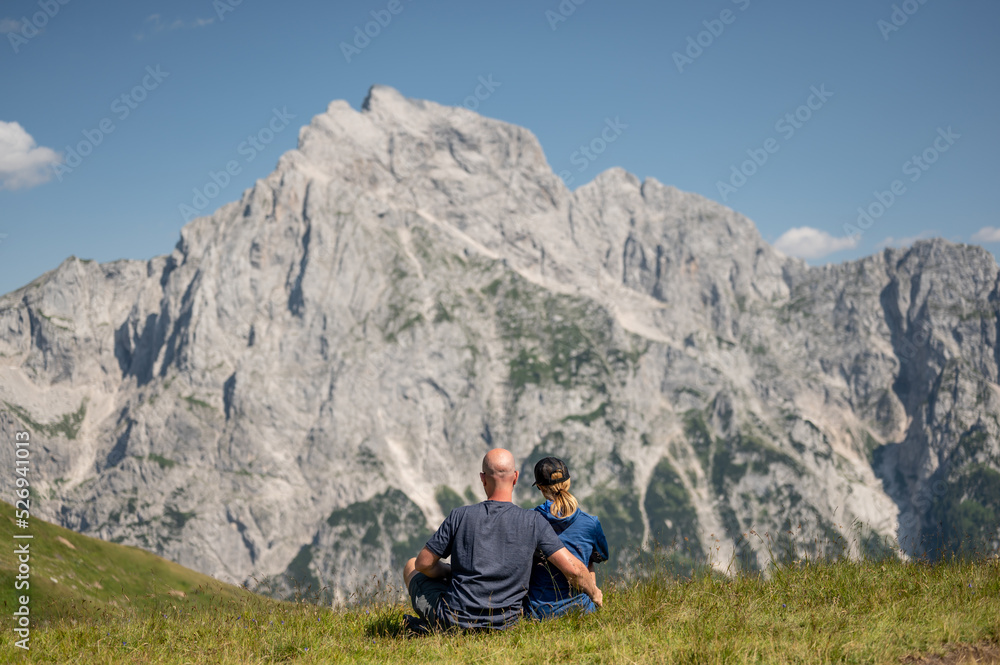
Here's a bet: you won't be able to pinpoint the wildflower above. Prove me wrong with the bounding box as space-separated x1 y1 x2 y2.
782 604 786 608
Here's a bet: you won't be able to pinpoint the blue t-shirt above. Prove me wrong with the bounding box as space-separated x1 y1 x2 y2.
527 501 609 618
424 500 565 629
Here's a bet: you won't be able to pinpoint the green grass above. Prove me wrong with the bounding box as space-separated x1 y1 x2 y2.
2 400 88 440
1 504 998 663
145 454 177 470
182 395 213 411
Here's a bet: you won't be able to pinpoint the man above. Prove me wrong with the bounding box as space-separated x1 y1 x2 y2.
403 448 603 630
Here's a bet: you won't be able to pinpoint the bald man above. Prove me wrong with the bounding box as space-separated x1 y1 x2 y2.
403 448 602 631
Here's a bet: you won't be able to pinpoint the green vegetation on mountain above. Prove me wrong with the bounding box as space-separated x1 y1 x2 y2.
434 486 466 517
487 272 644 400
580 486 644 573
926 425 1000 560
268 489 434 604
2 400 88 440
645 457 702 557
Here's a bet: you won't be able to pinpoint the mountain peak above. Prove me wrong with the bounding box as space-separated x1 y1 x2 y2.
3 87 997 598
292 85 555 198
360 84 413 113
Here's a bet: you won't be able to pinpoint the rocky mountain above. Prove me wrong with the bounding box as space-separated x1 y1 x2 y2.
1 86 997 601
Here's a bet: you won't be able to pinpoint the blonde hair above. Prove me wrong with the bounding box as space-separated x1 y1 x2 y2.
539 479 578 519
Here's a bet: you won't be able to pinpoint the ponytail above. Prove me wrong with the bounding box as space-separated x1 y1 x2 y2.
539 479 578 518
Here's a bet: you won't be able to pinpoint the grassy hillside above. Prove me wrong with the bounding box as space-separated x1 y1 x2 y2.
0 501 247 624
0 504 997 663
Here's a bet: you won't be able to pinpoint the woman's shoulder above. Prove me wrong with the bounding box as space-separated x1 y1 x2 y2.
531 500 552 515
576 509 607 531
565 508 597 525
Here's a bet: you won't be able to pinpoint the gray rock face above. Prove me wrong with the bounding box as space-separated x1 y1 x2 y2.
1 86 997 597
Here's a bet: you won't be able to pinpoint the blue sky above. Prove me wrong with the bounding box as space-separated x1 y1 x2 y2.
1 0 998 295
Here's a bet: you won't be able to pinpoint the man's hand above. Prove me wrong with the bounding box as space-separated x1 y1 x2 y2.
587 562 602 607
547 547 603 607
414 546 452 580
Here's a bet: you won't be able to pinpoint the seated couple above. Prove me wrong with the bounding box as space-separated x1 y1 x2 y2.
402 449 610 631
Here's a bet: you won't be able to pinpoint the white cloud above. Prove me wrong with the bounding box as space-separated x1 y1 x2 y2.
0 121 61 190
134 14 214 40
773 226 859 260
971 227 1000 243
877 231 935 249
0 17 21 33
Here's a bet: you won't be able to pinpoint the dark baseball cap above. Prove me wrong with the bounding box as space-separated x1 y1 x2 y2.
532 457 570 487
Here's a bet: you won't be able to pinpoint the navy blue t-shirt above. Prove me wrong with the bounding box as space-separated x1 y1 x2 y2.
527 501 609 616
424 500 565 629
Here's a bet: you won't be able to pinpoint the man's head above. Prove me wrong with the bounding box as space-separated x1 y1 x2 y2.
480 448 518 500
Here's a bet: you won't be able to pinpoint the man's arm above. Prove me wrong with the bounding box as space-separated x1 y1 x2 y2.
414 546 452 579
547 547 603 608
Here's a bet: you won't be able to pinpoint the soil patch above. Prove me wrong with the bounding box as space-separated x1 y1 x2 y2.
903 642 1000 664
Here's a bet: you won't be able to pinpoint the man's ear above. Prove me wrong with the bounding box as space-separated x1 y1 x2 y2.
513 470 518 486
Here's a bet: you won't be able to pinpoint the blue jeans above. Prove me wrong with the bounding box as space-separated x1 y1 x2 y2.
529 593 596 620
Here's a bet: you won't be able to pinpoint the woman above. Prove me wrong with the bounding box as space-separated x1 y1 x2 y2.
526 456 610 619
